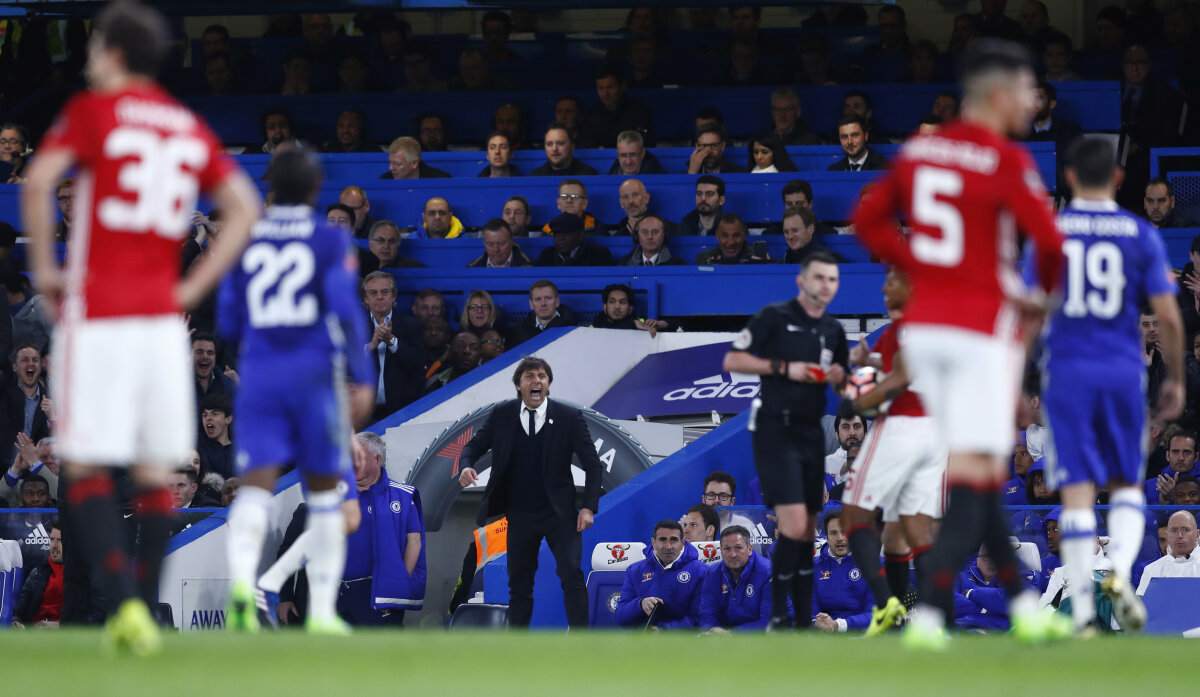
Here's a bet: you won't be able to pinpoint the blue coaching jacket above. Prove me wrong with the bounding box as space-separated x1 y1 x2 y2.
811 545 873 631
614 542 709 629
954 561 1037 631
365 475 427 611
699 551 773 631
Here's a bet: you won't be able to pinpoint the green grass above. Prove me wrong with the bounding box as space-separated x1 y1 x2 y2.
2 629 1192 696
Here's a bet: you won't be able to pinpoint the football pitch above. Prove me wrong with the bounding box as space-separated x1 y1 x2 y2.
3 629 1193 696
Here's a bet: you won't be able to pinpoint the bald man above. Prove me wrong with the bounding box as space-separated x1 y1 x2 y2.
613 178 674 238
339 186 377 239
1136 510 1200 596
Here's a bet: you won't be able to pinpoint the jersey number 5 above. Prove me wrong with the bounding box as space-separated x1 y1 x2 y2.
98 126 207 237
910 166 964 267
244 242 318 328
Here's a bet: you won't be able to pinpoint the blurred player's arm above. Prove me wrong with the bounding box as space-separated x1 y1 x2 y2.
177 171 261 310
20 148 76 309
851 172 914 268
849 338 883 370
404 531 421 575
1149 291 1185 420
1008 154 1064 299
850 353 909 414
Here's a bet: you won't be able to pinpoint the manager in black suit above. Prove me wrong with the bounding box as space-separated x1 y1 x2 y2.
826 114 890 172
457 356 602 628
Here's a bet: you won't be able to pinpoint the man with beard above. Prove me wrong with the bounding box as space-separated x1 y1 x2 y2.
677 176 726 237
1024 82 1080 196
825 406 867 485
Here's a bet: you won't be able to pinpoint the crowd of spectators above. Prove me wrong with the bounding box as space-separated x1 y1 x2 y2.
2 3 1200 630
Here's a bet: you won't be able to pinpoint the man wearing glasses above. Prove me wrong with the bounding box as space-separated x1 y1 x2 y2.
540 180 603 236
686 123 747 175
702 471 755 536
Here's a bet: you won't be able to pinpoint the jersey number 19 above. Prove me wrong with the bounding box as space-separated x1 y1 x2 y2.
1061 239 1125 319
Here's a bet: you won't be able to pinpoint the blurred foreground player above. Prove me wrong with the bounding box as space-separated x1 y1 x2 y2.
854 39 1065 649
841 268 947 636
20 0 259 654
1036 137 1183 634
221 147 375 635
723 252 848 630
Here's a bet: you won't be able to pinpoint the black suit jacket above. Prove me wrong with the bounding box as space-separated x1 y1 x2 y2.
827 148 891 172
366 313 427 414
3 383 49 464
461 399 603 526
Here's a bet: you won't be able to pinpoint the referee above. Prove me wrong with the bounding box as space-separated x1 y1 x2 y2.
723 251 848 630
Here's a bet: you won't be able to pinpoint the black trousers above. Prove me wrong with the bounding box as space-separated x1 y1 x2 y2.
505 508 587 629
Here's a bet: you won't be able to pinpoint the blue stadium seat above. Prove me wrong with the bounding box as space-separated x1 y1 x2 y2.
233 141 1057 190
181 82 1119 148
586 542 645 628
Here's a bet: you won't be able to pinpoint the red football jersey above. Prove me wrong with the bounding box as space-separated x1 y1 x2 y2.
872 321 923 417
854 121 1063 336
40 84 235 319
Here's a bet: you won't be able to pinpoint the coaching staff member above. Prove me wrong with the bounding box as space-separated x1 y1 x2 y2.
722 251 848 631
458 356 603 628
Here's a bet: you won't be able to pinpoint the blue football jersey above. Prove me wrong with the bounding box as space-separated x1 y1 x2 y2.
216 204 373 385
1039 199 1175 367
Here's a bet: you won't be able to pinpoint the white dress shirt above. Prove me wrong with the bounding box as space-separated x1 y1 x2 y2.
519 399 549 435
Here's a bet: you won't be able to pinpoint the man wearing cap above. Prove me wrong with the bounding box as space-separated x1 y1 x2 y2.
535 213 615 267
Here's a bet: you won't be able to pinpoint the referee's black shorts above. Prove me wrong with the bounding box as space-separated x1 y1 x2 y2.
750 413 825 511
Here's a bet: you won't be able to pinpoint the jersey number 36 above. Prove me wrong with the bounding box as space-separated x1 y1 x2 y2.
98 126 207 237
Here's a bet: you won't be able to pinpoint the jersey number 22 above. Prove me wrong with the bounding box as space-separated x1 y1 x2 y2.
244 242 318 328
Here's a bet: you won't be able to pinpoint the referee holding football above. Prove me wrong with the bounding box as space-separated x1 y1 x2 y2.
723 251 848 630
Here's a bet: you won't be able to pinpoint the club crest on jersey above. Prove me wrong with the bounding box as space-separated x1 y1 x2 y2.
732 329 751 350
678 571 691 583
390 501 401 513
849 569 862 581
820 570 831 580
745 584 755 598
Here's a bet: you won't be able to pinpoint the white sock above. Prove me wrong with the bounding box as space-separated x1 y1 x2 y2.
304 490 346 623
1105 487 1146 582
1059 508 1097 628
258 530 311 594
1009 590 1039 618
226 485 274 590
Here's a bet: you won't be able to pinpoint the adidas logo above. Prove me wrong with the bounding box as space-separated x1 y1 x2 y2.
749 522 772 547
663 374 760 401
23 523 50 546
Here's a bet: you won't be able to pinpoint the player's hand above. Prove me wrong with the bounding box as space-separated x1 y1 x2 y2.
348 383 375 429
687 146 707 173
350 435 369 473
824 363 846 387
277 601 299 625
459 467 478 488
786 362 816 382
849 338 870 367
577 507 595 532
1157 378 1185 422
641 597 662 616
813 613 837 632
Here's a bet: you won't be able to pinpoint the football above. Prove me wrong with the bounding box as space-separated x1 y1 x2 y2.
843 366 879 401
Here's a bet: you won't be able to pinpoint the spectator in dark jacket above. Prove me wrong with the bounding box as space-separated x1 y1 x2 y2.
14 521 63 627
509 280 579 346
